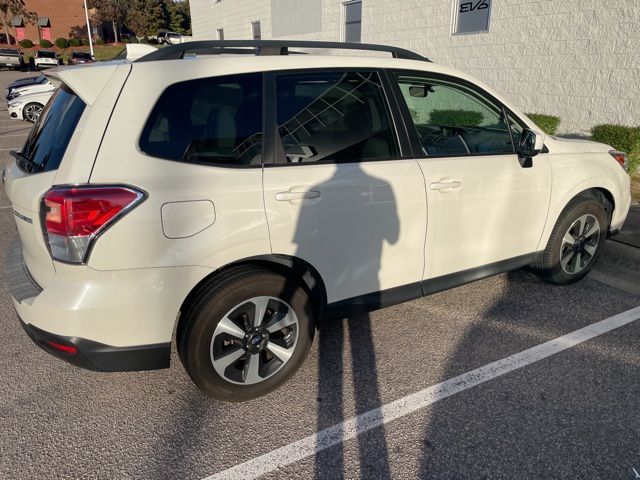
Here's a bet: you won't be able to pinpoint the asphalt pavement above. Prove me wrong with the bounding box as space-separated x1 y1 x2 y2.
1 70 639 480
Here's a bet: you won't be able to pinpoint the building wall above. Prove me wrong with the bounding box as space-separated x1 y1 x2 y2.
17 0 88 42
191 0 640 135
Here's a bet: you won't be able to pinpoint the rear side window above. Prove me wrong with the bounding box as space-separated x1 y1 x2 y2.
275 71 399 164
21 86 86 173
140 73 263 166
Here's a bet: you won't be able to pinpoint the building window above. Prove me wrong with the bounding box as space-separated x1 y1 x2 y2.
251 21 261 40
453 0 492 35
217 28 224 40
342 1 362 43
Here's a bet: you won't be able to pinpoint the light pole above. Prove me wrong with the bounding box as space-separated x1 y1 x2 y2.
83 0 95 58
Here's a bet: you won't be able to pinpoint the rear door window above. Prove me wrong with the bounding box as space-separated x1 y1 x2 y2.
21 86 86 173
140 73 263 166
275 70 400 164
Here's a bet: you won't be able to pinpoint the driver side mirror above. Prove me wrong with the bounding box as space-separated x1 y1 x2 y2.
519 128 545 158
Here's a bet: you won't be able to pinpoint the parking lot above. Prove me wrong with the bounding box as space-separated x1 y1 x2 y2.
1 68 640 480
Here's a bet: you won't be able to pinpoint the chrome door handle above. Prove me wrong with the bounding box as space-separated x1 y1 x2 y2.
429 180 462 191
275 190 322 202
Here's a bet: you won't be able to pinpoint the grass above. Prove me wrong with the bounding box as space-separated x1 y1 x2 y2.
7 44 139 64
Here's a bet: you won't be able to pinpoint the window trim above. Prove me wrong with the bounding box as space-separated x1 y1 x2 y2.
137 72 266 169
389 69 527 160
264 67 411 167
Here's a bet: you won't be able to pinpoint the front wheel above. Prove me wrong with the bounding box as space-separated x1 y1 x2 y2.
532 195 609 284
23 103 43 123
178 268 315 402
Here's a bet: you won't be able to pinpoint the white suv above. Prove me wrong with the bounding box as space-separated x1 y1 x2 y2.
2 41 631 402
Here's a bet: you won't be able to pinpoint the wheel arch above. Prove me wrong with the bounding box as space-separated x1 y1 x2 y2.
176 255 327 346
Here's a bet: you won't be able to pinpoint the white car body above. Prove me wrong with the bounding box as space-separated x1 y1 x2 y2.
34 51 59 70
7 89 54 122
2 42 631 397
6 79 55 103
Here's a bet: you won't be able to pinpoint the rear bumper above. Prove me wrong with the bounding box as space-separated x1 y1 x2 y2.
3 238 211 371
18 317 170 372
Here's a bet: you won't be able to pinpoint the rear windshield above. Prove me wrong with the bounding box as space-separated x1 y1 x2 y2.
21 86 86 173
0 49 20 56
73 52 92 59
38 51 56 58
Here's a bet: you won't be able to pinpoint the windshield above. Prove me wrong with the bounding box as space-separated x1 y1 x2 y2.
38 51 56 59
36 75 47 84
21 86 86 173
0 48 20 56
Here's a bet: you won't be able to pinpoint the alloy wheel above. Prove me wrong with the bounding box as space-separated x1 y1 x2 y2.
560 214 600 275
210 296 299 385
24 104 43 123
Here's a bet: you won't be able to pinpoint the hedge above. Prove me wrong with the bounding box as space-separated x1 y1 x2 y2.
96 38 105 45
69 38 82 47
19 39 33 48
39 39 52 48
526 113 561 136
429 110 484 128
591 124 640 173
55 37 69 49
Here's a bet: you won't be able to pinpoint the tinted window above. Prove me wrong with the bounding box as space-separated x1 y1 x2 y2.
38 51 56 58
276 71 399 164
140 73 263 166
21 86 86 172
0 49 20 56
73 52 92 59
395 73 514 156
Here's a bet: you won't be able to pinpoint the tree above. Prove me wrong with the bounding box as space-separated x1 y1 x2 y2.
89 0 129 43
166 0 191 35
0 0 34 45
127 0 166 38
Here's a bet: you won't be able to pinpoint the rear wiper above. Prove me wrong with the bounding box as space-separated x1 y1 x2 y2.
10 150 41 174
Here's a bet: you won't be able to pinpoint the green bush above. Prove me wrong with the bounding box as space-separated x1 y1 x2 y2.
140 37 150 44
526 113 561 135
429 110 484 128
122 37 130 43
130 36 139 44
96 38 105 46
55 37 69 49
39 39 52 48
591 124 640 173
69 38 82 47
19 39 33 48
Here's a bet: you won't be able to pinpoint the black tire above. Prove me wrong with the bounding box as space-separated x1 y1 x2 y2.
178 267 315 402
531 194 609 284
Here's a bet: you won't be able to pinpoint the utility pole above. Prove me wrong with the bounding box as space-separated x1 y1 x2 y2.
83 0 95 57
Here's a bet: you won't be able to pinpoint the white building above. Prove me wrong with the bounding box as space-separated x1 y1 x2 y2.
190 0 639 135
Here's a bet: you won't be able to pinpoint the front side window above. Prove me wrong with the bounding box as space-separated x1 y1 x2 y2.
395 73 514 157
275 70 399 164
140 73 263 166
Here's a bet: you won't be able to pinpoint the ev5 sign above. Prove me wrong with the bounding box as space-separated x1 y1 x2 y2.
454 0 492 34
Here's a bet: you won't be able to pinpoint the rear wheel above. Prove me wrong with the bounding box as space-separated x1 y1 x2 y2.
532 195 609 284
178 267 315 402
23 103 43 123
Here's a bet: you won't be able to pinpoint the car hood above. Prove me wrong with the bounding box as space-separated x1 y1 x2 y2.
9 90 55 104
546 136 613 154
13 83 54 95
7 77 41 90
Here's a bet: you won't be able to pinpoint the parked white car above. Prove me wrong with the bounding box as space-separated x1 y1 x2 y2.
34 50 59 70
2 41 631 402
7 89 54 122
6 78 55 103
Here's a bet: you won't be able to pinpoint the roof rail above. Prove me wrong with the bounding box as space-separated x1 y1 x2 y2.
135 40 430 63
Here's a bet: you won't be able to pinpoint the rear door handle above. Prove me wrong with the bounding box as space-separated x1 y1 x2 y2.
429 180 462 191
275 190 322 202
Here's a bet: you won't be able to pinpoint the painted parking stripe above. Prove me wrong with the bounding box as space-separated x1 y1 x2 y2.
204 306 640 480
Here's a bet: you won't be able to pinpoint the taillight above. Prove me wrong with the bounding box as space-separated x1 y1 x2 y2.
609 150 628 171
42 186 145 263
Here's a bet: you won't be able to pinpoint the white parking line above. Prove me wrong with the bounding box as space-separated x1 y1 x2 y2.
204 306 640 480
0 148 20 152
0 133 29 137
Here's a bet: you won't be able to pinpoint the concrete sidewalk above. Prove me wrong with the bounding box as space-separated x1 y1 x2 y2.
590 204 640 296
